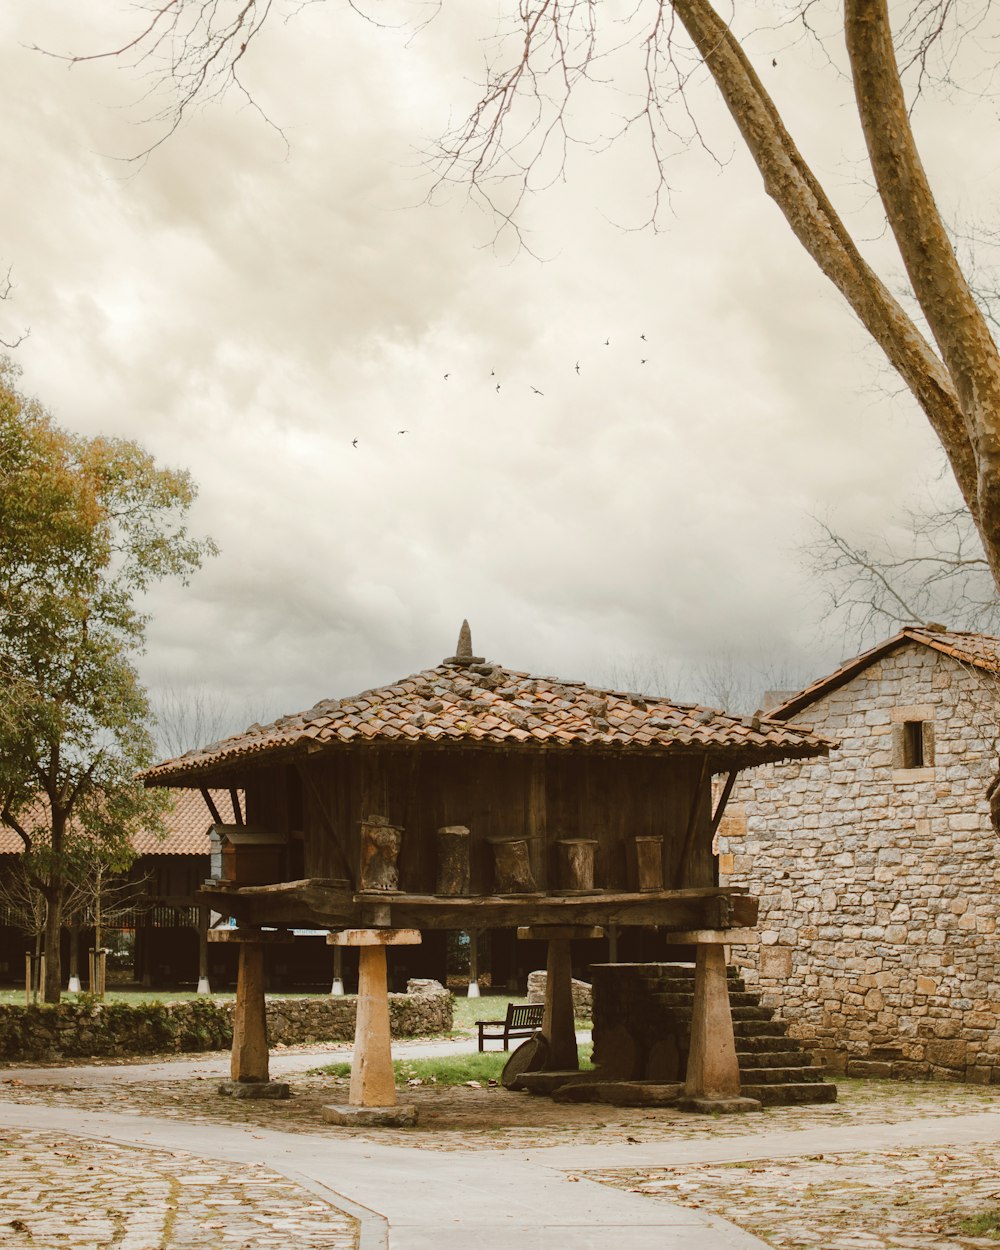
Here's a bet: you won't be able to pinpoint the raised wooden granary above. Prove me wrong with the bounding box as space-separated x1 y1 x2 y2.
143 623 832 1115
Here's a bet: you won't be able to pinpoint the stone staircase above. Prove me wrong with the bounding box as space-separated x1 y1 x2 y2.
590 961 836 1107
650 966 836 1106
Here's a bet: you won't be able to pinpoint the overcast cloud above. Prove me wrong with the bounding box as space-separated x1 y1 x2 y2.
2 1 991 740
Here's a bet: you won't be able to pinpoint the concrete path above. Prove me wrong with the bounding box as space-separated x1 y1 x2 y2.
0 1101 768 1250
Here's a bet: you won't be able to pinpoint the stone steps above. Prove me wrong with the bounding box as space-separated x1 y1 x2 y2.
738 1064 823 1084
738 1050 815 1071
742 1081 838 1106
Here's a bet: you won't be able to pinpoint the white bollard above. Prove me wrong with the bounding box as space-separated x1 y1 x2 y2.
467 981 480 998
330 978 345 996
68 975 82 993
197 976 212 995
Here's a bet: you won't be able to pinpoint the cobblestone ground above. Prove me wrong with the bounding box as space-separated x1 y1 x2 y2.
0 1129 358 1250
3 1071 997 1153
2 1073 1000 1249
588 1144 1000 1250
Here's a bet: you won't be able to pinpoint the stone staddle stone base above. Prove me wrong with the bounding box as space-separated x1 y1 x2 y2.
676 1094 762 1115
322 1104 418 1127
218 1080 290 1100
553 1080 684 1107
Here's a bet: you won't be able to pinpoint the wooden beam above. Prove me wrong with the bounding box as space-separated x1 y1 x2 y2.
673 756 711 888
328 928 421 947
196 879 758 932
200 788 223 826
229 788 244 826
709 771 739 839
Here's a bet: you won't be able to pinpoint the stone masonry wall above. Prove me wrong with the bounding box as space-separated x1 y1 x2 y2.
0 980 452 1062
719 643 1000 1082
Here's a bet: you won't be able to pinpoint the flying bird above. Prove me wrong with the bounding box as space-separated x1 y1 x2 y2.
640 333 647 341
574 361 580 374
495 383 501 393
531 386 544 396
397 429 409 435
604 338 610 346
640 359 648 365
352 439 358 448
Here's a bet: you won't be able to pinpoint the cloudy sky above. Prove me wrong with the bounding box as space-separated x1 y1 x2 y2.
2 1 994 738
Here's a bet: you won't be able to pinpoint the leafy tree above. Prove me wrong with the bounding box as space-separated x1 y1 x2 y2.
0 357 215 1001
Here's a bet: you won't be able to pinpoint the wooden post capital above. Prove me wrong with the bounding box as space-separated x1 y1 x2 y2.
516 925 604 941
327 928 422 947
663 928 759 945
208 928 295 945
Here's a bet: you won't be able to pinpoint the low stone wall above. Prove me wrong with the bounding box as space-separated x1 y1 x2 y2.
264 979 452 1045
0 980 452 1062
526 970 593 1016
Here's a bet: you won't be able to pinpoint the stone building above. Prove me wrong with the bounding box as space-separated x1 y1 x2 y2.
719 626 1000 1083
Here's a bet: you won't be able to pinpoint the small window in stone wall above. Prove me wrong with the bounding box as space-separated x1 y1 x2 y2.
903 720 924 768
891 717 935 769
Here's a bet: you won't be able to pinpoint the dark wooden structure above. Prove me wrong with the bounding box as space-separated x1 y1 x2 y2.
143 623 831 1111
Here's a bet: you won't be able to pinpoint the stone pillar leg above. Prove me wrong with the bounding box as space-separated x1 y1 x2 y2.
209 926 293 1100
352 944 396 1107
232 942 269 1083
680 942 760 1114
543 938 579 1071
323 928 421 1127
517 924 602 1072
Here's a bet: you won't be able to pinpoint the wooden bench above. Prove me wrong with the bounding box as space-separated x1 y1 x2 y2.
477 1002 544 1052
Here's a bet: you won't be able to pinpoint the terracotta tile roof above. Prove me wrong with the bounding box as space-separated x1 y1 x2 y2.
142 657 833 785
132 789 234 855
767 627 1000 721
0 789 231 857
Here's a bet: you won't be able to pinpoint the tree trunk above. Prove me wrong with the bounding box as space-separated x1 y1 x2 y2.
843 0 1000 589
42 888 62 1003
669 0 979 523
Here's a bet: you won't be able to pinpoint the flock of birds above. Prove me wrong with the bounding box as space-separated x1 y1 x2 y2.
349 333 650 448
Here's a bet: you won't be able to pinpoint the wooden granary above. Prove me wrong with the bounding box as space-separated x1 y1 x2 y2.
143 623 831 1117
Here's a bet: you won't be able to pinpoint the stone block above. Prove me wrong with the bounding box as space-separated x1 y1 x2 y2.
218 1080 290 1099
322 1104 418 1127
846 1060 893 1078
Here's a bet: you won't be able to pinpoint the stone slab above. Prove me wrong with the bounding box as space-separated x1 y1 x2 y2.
676 1094 762 1114
552 1080 684 1106
511 1070 606 1096
321 1103 418 1127
218 1080 290 1099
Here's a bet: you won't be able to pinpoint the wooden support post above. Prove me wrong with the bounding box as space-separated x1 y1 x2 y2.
331 944 345 996
634 837 664 891
518 925 602 1072
233 942 269 1082
209 927 294 1090
324 929 421 1126
680 937 761 1114
197 905 211 995
467 930 480 998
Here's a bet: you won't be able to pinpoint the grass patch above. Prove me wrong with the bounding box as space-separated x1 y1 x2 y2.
315 1043 593 1086
448 995 591 1033
958 1209 1000 1239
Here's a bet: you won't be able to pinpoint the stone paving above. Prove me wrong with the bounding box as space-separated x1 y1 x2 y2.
0 1128 359 1249
2 1056 1000 1249
588 1143 1000 1250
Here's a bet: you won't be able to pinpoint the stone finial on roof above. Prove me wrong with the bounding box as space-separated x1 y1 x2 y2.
445 619 485 667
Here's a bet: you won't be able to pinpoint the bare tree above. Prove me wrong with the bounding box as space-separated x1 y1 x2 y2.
151 682 272 758
60 2 1000 810
805 505 1000 647
0 266 28 350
